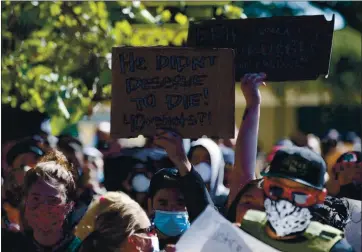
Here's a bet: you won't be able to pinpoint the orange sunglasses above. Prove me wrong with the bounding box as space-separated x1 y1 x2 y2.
263 178 326 207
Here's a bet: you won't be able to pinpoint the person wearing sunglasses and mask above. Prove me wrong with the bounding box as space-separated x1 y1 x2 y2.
239 146 354 252
151 130 214 249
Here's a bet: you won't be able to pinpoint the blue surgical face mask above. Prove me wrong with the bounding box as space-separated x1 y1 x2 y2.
153 210 190 237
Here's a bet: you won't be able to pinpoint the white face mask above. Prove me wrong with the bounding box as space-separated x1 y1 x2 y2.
132 174 151 193
194 162 212 183
264 198 312 237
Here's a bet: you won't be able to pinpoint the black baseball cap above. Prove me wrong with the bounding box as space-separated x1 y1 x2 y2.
148 168 180 198
336 151 362 164
261 146 326 190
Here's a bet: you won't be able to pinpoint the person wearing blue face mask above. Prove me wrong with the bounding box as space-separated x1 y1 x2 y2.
150 130 215 249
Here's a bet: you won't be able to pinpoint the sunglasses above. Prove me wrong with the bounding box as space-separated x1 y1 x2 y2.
134 226 157 237
263 179 318 207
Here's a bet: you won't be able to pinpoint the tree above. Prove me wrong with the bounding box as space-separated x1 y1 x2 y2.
1 1 243 135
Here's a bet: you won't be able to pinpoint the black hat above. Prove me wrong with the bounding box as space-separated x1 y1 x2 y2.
149 168 180 198
261 146 326 190
6 140 44 167
336 151 362 164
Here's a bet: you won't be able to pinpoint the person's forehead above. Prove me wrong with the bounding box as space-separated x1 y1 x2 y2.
29 179 64 197
154 188 184 200
192 147 209 155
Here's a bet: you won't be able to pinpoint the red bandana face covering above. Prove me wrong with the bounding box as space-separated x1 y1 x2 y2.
25 203 69 234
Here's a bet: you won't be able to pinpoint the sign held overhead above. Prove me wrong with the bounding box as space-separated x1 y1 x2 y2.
111 47 235 139
187 15 335 82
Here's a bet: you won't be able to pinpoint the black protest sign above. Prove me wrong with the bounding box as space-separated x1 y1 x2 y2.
111 47 235 139
187 15 335 81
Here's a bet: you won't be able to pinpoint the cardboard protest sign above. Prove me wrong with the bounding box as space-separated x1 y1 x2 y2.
111 47 235 138
176 205 280 252
187 15 335 81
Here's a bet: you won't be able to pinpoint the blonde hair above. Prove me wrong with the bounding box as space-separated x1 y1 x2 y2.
75 192 150 242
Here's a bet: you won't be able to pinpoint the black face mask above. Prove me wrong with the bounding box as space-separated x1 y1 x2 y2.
338 183 362 201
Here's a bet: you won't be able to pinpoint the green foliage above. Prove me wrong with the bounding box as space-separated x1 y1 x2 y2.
1 1 243 135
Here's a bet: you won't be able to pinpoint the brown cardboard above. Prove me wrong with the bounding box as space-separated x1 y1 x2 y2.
111 47 235 139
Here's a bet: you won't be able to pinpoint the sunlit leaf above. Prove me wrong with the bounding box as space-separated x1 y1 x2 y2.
216 7 223 16
173 30 188 46
161 10 172 22
89 2 98 14
50 3 61 16
175 12 188 25
115 20 132 36
156 6 164 14
73 6 82 15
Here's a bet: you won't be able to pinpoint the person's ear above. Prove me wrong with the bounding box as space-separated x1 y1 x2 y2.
317 189 327 204
127 235 139 251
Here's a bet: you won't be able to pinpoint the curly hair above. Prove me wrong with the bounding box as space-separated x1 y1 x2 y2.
24 149 78 202
311 196 350 231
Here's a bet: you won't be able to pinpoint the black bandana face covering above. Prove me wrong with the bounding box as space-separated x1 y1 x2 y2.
264 198 313 237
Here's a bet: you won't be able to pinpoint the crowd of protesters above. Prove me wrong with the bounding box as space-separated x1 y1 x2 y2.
1 73 361 252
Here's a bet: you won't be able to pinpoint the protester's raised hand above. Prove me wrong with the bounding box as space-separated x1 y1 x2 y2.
153 130 190 174
241 73 267 106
